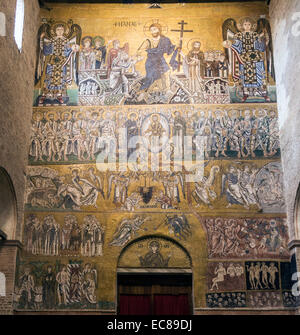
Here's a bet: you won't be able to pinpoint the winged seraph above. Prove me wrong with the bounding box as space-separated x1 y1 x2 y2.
222 18 239 76
35 22 51 85
66 19 82 46
222 16 275 102
222 17 275 82
176 172 186 199
256 18 275 82
109 216 148 247
35 19 82 88
222 18 239 42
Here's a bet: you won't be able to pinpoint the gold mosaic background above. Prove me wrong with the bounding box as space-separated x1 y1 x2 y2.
14 2 292 312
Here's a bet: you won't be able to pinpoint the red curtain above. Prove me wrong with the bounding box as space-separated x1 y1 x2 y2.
119 294 152 315
154 294 190 315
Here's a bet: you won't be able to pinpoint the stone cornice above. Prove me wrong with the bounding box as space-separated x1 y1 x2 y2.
0 240 23 249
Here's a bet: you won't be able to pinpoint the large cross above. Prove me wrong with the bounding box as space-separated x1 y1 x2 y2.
171 20 193 72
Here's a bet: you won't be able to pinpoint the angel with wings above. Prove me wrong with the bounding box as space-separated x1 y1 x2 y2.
161 172 185 208
222 17 275 102
107 173 130 205
35 20 81 105
109 216 150 247
192 165 220 209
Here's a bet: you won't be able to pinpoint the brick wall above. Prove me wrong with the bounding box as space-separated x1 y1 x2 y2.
0 241 22 314
0 0 40 241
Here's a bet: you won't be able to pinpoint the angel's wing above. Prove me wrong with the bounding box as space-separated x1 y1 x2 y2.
92 268 97 287
177 172 186 199
222 18 239 76
35 23 51 85
256 18 276 82
66 22 82 85
113 219 130 238
67 21 82 45
192 161 209 183
221 173 228 196
107 174 115 200
222 18 239 42
96 174 105 198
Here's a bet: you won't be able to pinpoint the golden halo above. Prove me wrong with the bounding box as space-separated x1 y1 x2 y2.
172 110 182 118
195 108 207 118
45 111 59 121
60 111 72 120
102 110 113 120
93 36 105 47
32 111 44 121
128 112 138 120
254 109 267 118
76 111 86 120
186 38 202 52
150 113 160 121
51 21 69 38
81 35 93 47
90 110 101 120
237 16 257 32
213 109 225 118
243 109 253 117
147 239 161 251
227 108 241 118
143 19 168 38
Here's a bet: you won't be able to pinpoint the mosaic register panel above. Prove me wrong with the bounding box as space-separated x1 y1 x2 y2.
15 3 296 312
33 6 276 107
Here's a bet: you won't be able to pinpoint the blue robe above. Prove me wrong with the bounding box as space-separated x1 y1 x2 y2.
140 35 177 90
231 32 266 90
43 38 73 92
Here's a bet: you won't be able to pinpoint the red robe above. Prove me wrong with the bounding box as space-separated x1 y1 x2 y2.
107 43 129 75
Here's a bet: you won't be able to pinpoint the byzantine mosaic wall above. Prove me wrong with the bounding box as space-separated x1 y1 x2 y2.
14 3 296 313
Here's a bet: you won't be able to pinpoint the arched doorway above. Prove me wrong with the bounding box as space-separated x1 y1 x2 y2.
0 167 17 240
116 235 193 315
